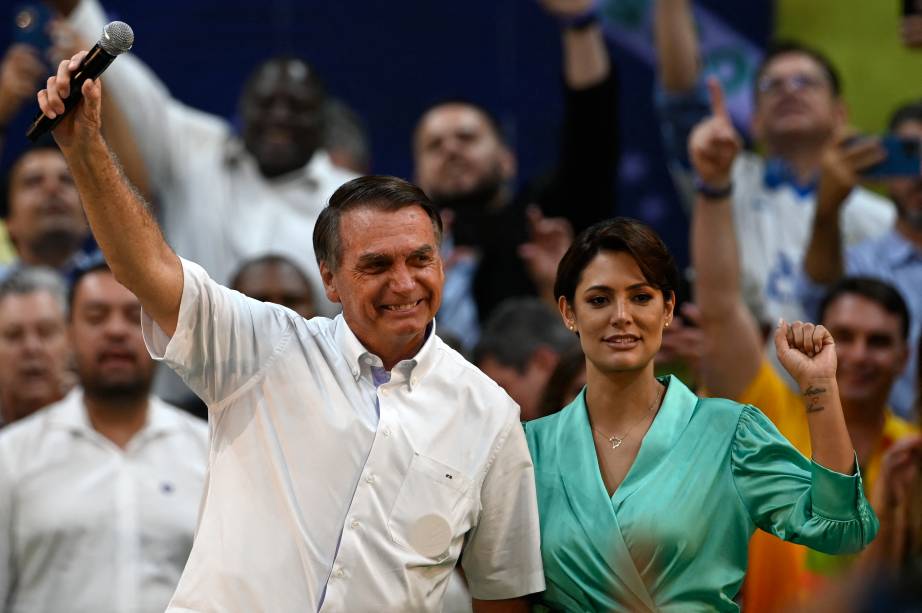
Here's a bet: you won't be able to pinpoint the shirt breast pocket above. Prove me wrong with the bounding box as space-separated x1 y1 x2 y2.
388 452 473 562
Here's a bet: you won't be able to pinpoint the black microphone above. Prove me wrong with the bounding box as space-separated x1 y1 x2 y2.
26 21 134 142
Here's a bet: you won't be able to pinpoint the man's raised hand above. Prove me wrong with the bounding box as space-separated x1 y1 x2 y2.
688 77 741 188
35 50 102 150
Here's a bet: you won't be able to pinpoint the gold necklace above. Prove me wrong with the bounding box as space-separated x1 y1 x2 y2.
591 383 664 450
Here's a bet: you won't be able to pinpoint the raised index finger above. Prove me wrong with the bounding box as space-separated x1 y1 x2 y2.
706 76 730 120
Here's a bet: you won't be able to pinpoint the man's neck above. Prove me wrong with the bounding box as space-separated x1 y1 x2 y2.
84 391 149 450
765 139 828 186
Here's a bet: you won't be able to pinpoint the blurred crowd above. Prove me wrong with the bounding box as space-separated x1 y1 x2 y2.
0 0 920 611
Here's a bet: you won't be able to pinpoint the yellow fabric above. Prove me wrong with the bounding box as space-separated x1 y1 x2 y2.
738 360 919 612
0 223 18 265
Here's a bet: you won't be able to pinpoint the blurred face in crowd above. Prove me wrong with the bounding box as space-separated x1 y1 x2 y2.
241 58 326 179
823 293 908 409
479 347 559 422
0 290 72 423
233 258 316 319
320 205 444 367
752 52 845 151
70 270 154 400
7 149 88 266
560 250 673 378
886 119 922 233
413 103 515 207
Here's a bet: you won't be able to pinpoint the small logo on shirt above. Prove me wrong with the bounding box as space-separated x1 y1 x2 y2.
160 482 175 494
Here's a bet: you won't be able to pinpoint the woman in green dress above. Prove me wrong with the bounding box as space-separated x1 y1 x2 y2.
524 217 878 611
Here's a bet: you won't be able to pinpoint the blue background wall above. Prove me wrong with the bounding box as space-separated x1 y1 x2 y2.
1 0 773 268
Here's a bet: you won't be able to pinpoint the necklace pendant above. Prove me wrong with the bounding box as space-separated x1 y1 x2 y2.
609 436 623 449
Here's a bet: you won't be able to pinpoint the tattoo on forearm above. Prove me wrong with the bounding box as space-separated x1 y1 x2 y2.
803 386 827 413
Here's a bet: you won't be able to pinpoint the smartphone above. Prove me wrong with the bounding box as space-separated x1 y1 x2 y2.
861 136 922 178
12 3 53 51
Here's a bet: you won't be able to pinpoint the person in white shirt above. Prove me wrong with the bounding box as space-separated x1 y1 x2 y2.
62 0 356 313
0 261 209 613
0 267 73 427
653 0 895 326
36 63 544 611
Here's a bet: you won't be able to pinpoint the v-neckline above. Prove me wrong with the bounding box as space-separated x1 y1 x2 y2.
585 377 669 502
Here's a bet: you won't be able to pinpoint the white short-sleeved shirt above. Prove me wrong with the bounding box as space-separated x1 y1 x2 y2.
0 389 209 613
142 259 544 612
731 152 895 324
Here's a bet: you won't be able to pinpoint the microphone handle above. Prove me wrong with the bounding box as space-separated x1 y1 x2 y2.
26 44 116 142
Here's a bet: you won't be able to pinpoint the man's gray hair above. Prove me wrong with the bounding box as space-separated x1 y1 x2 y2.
0 266 68 313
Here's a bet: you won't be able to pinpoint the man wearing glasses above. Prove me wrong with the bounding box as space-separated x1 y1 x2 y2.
653 0 895 327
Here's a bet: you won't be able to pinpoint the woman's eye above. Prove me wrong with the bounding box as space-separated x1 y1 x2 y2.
633 294 653 303
587 296 607 306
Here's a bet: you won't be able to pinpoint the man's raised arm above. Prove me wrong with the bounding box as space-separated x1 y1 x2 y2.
37 55 182 335
689 79 763 400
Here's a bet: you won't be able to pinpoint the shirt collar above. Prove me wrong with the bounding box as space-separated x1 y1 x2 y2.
333 314 439 391
222 138 331 189
763 157 817 196
46 387 184 438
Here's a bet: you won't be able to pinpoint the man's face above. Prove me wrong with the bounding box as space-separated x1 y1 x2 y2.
413 104 515 204
886 120 922 229
70 271 154 398
241 59 325 179
7 149 87 259
479 351 557 422
0 291 71 421
233 260 316 319
824 293 908 407
320 206 444 363
752 53 844 147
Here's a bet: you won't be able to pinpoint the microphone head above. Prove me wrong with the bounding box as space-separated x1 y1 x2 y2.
99 21 134 56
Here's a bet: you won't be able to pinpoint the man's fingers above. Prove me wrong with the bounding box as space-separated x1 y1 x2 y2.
706 76 729 120
44 76 61 117
68 50 88 70
844 143 888 172
82 78 102 116
37 88 54 118
55 58 72 100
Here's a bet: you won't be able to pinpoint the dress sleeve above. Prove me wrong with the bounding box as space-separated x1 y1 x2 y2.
730 404 878 555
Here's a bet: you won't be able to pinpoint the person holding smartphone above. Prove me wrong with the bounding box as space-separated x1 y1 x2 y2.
799 101 922 419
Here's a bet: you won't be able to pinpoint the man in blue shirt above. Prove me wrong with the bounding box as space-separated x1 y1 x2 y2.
798 100 922 418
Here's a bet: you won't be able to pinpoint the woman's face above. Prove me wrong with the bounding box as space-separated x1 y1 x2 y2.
560 251 673 376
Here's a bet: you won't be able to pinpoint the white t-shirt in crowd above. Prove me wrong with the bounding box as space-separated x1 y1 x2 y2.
142 258 544 612
0 389 208 613
730 152 895 325
70 0 356 316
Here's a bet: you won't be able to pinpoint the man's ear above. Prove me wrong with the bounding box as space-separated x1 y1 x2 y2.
319 261 341 304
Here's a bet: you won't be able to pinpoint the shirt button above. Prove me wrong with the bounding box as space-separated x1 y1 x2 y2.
334 568 345 579
383 428 391 438
365 474 376 484
381 388 389 396
351 519 360 528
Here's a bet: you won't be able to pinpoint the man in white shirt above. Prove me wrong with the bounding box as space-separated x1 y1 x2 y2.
0 261 209 613
654 0 895 326
0 267 73 427
63 0 356 313
37 65 544 611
